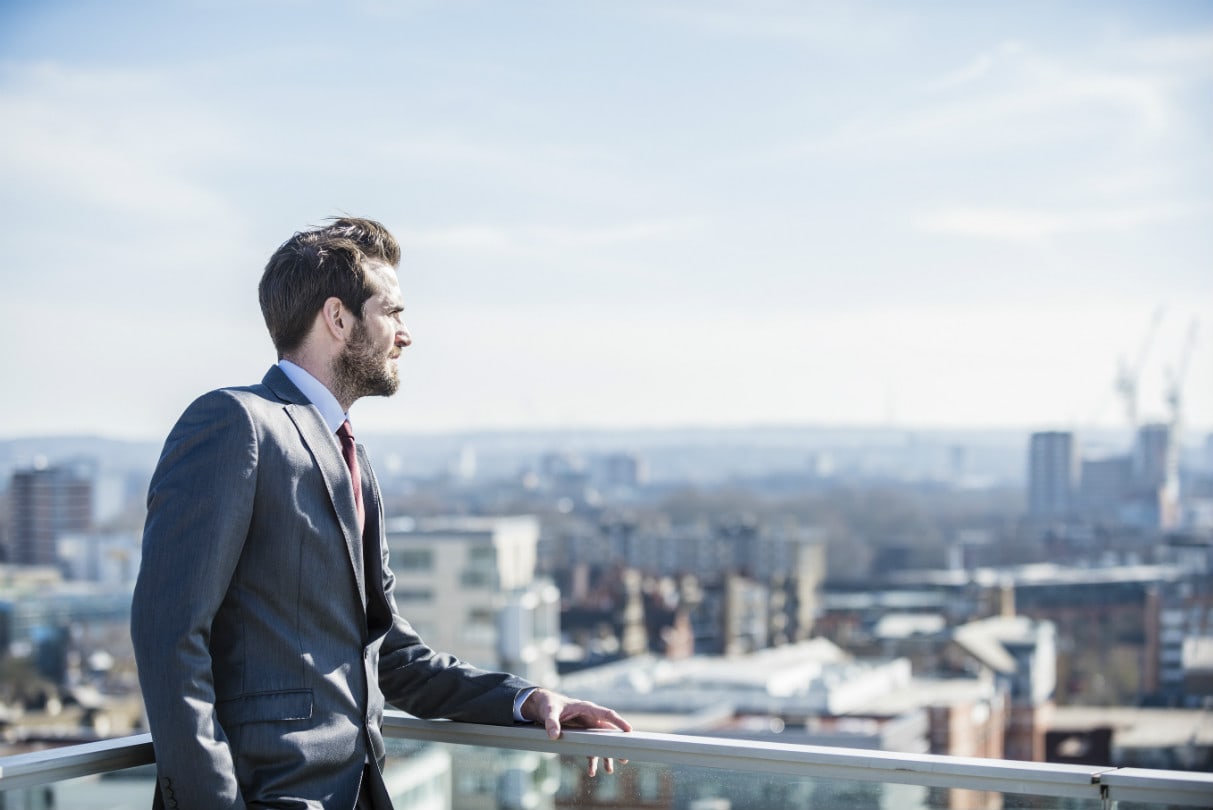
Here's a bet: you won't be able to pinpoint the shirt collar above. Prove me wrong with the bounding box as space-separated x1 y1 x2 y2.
277 359 348 434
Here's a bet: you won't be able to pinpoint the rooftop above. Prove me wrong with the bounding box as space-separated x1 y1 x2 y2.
1051 706 1213 749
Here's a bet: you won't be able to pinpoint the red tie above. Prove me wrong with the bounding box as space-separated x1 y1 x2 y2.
336 420 366 534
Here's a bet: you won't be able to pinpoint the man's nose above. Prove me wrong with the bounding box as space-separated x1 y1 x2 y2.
397 325 412 347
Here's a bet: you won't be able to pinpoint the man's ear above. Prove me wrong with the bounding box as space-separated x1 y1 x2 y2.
320 296 349 342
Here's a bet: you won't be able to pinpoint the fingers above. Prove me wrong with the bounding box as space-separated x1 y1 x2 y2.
522 688 565 739
528 691 632 778
559 701 633 733
585 756 619 777
596 708 633 733
527 690 632 734
544 702 563 740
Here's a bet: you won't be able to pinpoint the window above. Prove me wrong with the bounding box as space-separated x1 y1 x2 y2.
461 569 498 588
393 548 433 571
468 545 497 563
468 607 496 624
462 607 497 645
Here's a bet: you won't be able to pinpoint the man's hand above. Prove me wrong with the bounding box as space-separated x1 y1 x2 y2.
520 688 632 777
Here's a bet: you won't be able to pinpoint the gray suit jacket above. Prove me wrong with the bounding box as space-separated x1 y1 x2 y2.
131 367 532 809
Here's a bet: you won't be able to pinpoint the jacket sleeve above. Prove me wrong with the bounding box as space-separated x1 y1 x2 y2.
131 391 257 810
375 544 534 725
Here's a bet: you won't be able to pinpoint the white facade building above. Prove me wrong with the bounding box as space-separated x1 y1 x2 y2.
385 516 557 677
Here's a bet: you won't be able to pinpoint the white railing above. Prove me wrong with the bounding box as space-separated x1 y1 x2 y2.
0 712 1209 807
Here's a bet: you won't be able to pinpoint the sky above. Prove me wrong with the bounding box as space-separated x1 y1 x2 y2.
1 0 1210 441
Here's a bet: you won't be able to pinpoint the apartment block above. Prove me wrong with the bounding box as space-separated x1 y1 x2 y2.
385 516 551 673
7 464 93 566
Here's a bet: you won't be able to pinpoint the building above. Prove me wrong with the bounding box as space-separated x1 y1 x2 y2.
497 580 561 687
7 464 93 566
551 515 825 653
1146 579 1213 706
1129 422 1180 529
56 531 141 587
384 516 551 672
600 452 647 490
1079 454 1133 523
382 514 562 810
1046 706 1213 771
885 563 1200 705
558 639 928 743
1027 431 1077 523
557 639 1010 808
950 616 1056 762
0 568 134 686
1134 423 1177 491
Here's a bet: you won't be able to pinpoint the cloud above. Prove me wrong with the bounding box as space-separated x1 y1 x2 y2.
375 136 622 171
624 0 909 48
776 33 1193 165
923 40 1026 92
0 61 240 222
854 69 1166 152
913 203 1206 241
1127 29 1213 67
397 218 703 256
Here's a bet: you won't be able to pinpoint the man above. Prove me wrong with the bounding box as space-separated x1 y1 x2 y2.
131 219 630 810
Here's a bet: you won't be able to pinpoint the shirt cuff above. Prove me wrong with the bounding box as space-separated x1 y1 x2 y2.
513 687 537 722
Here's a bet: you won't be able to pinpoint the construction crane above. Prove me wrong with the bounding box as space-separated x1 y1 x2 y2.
1115 306 1165 430
1165 317 1200 433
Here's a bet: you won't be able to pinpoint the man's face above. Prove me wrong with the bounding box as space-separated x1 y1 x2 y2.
334 262 411 400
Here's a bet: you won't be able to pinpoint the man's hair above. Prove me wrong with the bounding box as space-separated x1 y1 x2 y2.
258 235 369 357
258 218 401 357
319 217 401 267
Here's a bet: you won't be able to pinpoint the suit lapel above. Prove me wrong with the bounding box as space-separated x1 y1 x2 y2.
264 367 368 616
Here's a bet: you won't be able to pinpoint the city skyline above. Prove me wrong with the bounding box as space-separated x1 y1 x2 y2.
1 1 1211 440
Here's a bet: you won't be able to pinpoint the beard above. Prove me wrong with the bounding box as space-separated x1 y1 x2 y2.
332 319 400 404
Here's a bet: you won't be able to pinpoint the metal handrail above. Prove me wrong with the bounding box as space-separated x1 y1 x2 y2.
0 733 154 792
0 714 1208 807
381 715 1213 807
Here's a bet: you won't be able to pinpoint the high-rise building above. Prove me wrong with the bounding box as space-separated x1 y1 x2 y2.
1132 422 1180 529
7 464 93 566
1027 432 1078 522
1079 455 1133 522
1134 423 1177 490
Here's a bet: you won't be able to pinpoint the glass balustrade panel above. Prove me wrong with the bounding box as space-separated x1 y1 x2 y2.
0 739 1202 810
383 738 1114 810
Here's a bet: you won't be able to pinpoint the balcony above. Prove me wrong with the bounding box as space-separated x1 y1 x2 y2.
1 713 1210 809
